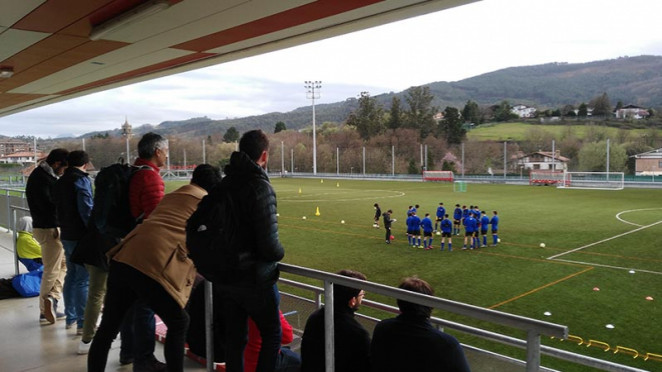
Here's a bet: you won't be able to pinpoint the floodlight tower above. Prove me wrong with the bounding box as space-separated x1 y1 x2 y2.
121 117 132 164
305 80 322 175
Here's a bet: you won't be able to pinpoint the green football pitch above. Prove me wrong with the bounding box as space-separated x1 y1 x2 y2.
168 178 662 370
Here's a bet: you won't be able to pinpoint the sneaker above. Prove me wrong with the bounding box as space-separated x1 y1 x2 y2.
66 320 76 329
76 327 84 335
39 314 51 325
120 356 134 365
77 340 91 355
43 296 56 324
133 356 167 372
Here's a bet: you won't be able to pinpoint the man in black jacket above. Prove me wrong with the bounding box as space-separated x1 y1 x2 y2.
370 277 471 372
301 269 370 372
217 129 285 372
26 148 69 324
54 150 92 334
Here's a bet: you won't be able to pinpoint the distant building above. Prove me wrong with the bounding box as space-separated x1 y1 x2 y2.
0 151 44 165
514 150 569 171
631 148 662 175
614 104 650 119
0 139 30 156
511 105 537 118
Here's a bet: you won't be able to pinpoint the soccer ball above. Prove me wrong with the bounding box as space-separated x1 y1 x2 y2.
497 238 501 243
302 216 307 220
390 235 395 240
540 243 546 248
436 231 441 236
341 220 345 224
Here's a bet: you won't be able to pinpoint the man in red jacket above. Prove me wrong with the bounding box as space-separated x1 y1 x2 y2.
120 132 168 372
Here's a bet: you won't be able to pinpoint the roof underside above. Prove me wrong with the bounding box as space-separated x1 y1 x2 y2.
0 0 477 120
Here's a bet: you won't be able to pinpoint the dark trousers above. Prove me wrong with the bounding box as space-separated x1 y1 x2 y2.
88 262 190 372
220 283 282 372
385 226 392 242
119 301 156 363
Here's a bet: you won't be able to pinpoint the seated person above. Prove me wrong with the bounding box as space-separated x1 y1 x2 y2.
245 310 301 372
16 216 43 272
370 277 471 372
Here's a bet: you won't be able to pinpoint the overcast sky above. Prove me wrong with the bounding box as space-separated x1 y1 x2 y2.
2 0 662 138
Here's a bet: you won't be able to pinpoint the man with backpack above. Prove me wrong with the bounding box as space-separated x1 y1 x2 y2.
120 132 168 371
26 148 69 325
210 129 285 372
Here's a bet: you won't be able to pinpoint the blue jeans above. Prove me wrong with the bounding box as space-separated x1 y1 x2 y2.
277 347 301 372
119 301 156 363
220 283 282 372
62 240 89 328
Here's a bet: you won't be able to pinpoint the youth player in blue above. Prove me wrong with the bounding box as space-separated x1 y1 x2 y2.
480 211 490 247
453 204 462 235
463 212 478 250
490 210 499 246
406 211 414 246
440 214 453 251
421 213 434 249
409 212 422 248
434 202 445 232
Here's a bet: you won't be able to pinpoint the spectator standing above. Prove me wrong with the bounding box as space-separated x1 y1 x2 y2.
54 150 93 334
216 129 285 372
88 164 221 372
120 132 168 371
16 216 42 272
301 269 370 372
370 277 471 372
26 148 69 324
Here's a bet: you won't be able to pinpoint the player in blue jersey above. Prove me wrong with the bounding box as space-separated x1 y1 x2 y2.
434 202 445 232
463 212 478 250
453 204 462 235
440 214 453 251
490 210 499 246
421 213 434 249
409 212 422 248
480 211 490 248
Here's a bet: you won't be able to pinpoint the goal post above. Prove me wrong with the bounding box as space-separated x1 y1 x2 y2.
422 170 454 182
529 170 565 186
558 171 625 190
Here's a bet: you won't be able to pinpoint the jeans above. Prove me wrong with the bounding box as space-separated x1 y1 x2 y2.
34 228 66 314
220 283 282 372
81 264 107 343
119 301 157 363
62 240 89 328
88 262 189 372
277 347 301 372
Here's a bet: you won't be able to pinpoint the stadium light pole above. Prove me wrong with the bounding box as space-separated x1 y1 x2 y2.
305 81 321 175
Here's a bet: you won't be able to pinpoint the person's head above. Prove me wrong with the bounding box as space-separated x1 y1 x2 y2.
439 202 444 206
137 132 168 166
335 269 367 311
397 276 434 318
455 204 460 208
444 214 449 219
374 203 379 209
493 210 498 215
387 209 392 214
66 150 89 169
191 164 222 192
482 211 486 215
45 148 69 175
239 129 270 168
425 213 430 218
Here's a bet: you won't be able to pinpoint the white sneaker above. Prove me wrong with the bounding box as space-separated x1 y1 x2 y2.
78 340 91 355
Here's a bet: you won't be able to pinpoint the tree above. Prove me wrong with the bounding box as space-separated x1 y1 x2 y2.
438 106 465 145
274 121 287 133
461 100 480 124
577 103 588 117
223 127 239 143
386 96 403 130
345 91 384 140
403 86 437 138
578 141 627 172
493 100 516 122
590 92 612 117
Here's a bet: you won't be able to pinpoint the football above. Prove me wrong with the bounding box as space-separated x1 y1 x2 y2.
540 243 546 248
436 231 441 235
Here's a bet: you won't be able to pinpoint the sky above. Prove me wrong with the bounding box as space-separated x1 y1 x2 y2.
2 0 662 138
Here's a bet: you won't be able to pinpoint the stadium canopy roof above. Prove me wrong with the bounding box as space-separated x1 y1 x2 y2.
0 0 477 120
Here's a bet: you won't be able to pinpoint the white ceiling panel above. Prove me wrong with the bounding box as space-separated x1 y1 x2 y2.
0 28 50 62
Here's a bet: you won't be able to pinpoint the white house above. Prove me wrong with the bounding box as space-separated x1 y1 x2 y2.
0 151 44 165
511 105 537 118
631 148 662 175
513 150 569 171
615 104 650 119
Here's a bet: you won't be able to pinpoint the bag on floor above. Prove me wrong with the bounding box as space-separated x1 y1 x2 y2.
11 267 43 297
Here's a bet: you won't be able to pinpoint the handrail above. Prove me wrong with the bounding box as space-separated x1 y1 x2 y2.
10 205 30 275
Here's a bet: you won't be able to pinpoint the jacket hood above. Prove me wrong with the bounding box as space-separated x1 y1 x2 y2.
224 151 268 180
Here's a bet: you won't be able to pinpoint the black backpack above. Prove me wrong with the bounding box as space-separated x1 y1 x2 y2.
92 162 150 240
186 183 238 283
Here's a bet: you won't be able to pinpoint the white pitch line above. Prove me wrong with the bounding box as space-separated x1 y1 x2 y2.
615 207 662 227
547 219 662 260
553 259 662 275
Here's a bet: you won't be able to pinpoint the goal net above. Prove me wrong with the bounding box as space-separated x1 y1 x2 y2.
529 170 564 186
422 170 454 182
558 171 625 190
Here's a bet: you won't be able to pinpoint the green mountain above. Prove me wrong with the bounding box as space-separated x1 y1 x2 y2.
83 55 662 138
